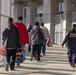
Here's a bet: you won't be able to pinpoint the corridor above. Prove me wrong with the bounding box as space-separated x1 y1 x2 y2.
0 45 76 75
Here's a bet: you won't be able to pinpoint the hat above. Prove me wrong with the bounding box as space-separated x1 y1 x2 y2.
72 22 76 25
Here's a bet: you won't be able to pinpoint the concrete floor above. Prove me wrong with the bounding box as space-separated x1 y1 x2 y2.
0 45 76 75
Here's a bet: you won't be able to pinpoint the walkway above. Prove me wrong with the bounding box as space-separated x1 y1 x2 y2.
0 45 76 75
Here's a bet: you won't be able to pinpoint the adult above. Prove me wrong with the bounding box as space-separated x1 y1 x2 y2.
28 25 33 52
14 16 29 66
30 22 45 61
2 17 21 71
40 22 50 55
62 22 76 68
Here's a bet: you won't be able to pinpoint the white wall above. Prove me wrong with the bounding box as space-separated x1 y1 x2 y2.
72 11 76 22
37 5 43 14
1 0 11 47
43 0 51 32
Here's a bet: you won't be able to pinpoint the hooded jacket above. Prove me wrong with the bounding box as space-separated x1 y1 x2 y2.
2 24 21 48
30 25 45 45
14 22 29 45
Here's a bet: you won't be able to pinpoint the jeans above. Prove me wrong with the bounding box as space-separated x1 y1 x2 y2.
41 39 47 55
28 44 31 52
41 44 46 55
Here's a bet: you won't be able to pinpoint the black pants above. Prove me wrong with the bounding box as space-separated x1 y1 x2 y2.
6 49 17 69
32 44 41 61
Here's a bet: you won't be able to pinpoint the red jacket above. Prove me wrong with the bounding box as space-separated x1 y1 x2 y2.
14 22 29 45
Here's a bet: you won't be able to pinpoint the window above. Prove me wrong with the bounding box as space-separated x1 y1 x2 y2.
59 2 64 12
23 7 28 18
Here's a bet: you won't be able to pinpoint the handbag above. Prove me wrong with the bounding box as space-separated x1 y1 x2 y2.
0 48 6 56
22 50 26 62
47 39 53 47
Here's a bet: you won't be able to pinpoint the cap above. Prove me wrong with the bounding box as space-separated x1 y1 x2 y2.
72 22 76 26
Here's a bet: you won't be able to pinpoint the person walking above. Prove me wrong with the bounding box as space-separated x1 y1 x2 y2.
40 22 50 56
14 16 29 66
28 25 33 52
30 22 45 61
2 17 21 71
62 22 76 68
28 25 32 33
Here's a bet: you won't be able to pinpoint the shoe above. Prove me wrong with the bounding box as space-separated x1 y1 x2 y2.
30 56 33 61
17 63 20 67
70 62 75 68
72 61 75 68
40 55 42 57
5 64 9 71
37 60 40 62
43 53 45 56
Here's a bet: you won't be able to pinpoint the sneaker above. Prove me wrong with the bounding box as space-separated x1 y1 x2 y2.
37 60 40 62
30 56 33 61
17 63 20 67
72 61 75 68
5 64 9 71
43 53 45 56
70 62 75 68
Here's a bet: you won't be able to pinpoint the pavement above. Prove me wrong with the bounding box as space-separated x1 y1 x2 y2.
0 45 76 75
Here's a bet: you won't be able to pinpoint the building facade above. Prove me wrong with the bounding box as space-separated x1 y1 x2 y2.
0 0 76 47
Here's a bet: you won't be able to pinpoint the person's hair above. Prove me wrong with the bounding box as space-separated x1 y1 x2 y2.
73 24 76 29
41 22 44 26
18 16 23 21
8 17 13 22
35 22 39 26
29 25 32 28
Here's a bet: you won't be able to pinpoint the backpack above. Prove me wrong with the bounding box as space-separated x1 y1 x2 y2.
35 28 45 44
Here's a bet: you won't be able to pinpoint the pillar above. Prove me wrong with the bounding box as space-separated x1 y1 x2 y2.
0 0 1 47
42 0 51 38
64 0 76 34
28 1 37 25
14 4 23 21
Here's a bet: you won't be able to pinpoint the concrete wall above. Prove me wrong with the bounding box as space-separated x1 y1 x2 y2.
42 0 51 37
1 0 11 47
14 4 23 22
63 0 76 40
28 2 37 25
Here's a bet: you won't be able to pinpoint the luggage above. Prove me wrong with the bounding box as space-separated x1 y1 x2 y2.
16 48 26 63
0 48 6 56
47 38 53 47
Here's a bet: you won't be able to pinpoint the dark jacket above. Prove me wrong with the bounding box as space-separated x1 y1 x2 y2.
62 29 76 47
28 27 32 33
2 24 21 49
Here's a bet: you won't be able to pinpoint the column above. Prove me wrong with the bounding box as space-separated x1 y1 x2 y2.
14 4 23 21
28 2 37 25
42 0 51 37
0 0 1 47
64 0 76 35
43 0 59 42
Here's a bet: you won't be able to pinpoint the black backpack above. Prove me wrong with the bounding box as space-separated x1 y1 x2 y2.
35 28 44 44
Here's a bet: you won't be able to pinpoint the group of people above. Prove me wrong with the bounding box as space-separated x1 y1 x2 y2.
2 17 29 71
2 15 76 72
2 17 50 71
